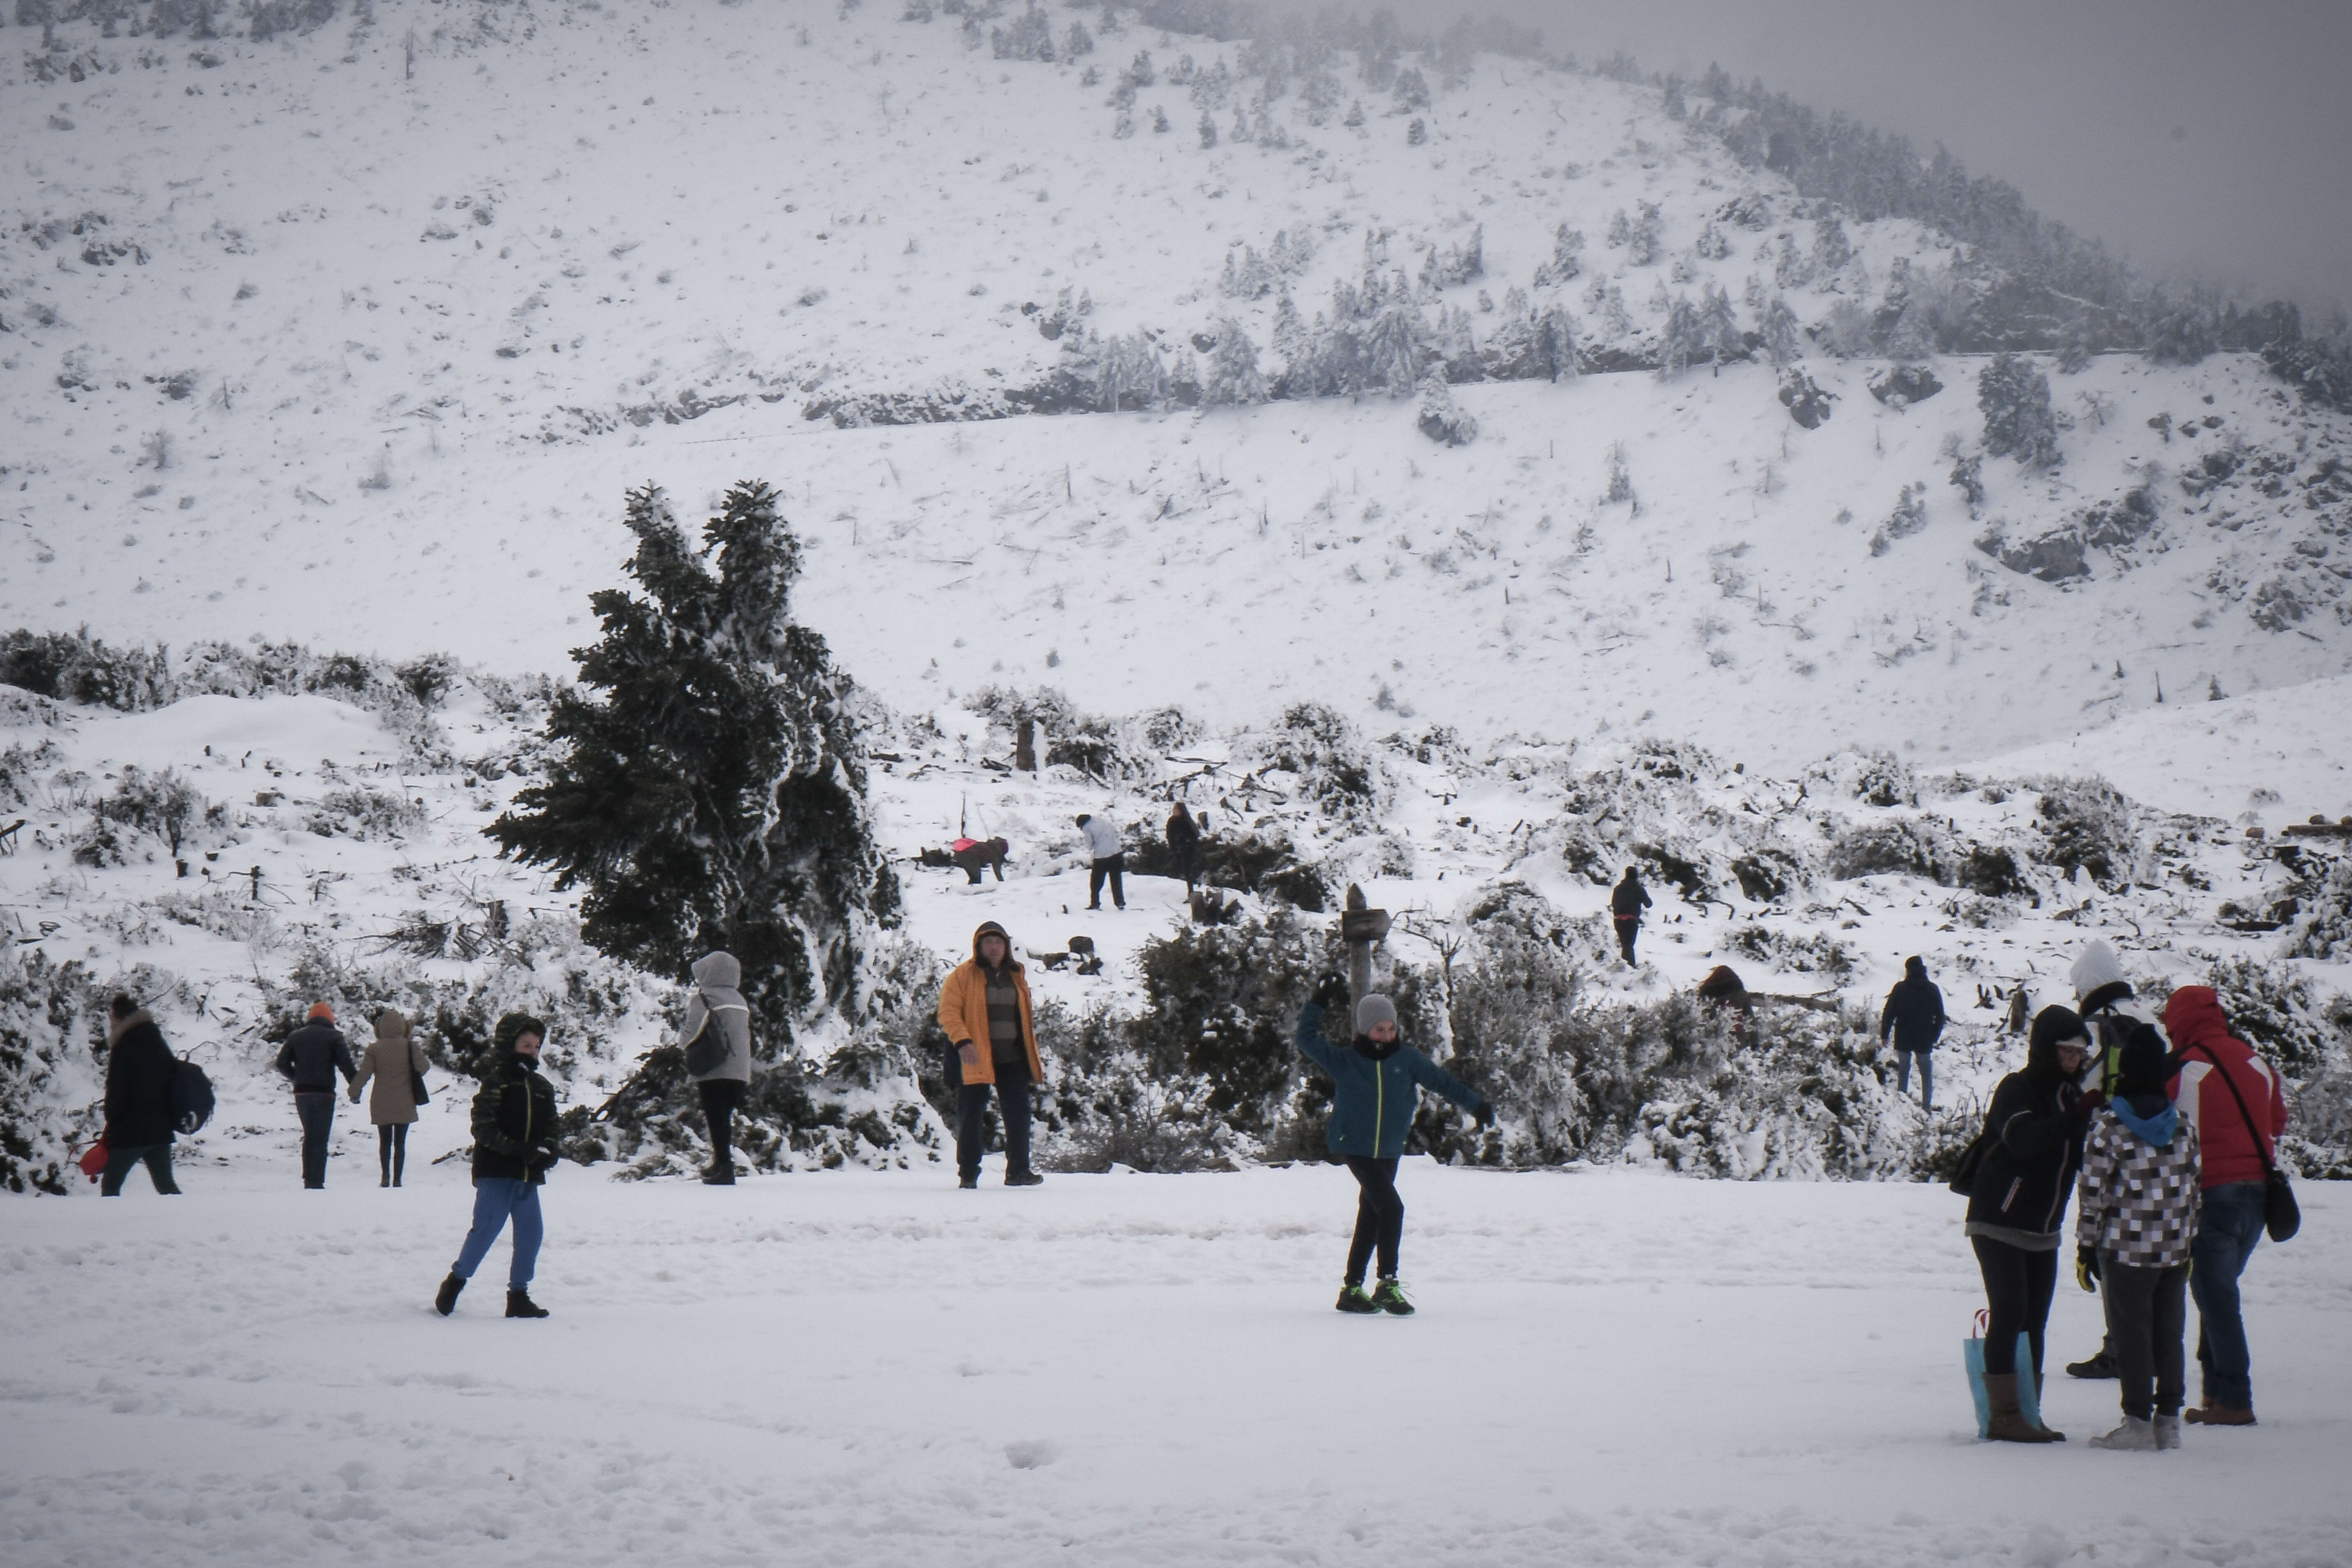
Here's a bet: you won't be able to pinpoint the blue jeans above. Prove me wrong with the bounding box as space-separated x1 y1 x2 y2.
295 1092 336 1188
452 1177 543 1289
2190 1181 2267 1409
1894 1049 1933 1110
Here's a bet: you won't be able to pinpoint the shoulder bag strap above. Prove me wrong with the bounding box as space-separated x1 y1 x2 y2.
2183 1041 2275 1176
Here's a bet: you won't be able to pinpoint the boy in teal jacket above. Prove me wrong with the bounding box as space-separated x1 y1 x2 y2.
1296 975 1493 1315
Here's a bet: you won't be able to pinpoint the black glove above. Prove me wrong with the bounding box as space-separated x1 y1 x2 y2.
2076 1246 2100 1293
1474 1098 1496 1130
1309 974 1349 1011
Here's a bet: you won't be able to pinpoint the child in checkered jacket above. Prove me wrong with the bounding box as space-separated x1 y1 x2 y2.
2076 1019 2201 1451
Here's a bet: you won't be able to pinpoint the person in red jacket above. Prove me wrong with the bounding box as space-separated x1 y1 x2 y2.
2162 985 2290 1427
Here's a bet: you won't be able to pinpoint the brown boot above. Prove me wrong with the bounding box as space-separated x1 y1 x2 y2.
2032 1370 2065 1442
1985 1373 2064 1443
2185 1406 2257 1426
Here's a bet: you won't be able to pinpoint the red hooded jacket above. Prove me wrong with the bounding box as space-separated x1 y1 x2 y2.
2162 986 2290 1189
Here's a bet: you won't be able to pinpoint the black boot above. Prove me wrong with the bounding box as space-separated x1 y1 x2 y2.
435 1273 465 1317
958 1172 979 1189
2066 1349 2119 1379
701 1165 736 1186
1005 1170 1045 1187
505 1288 550 1319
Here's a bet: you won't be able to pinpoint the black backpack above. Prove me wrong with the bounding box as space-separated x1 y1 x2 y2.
169 1055 215 1135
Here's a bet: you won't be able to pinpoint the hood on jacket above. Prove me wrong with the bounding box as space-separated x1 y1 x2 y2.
373 1010 411 1047
2110 1096 2179 1148
970 921 1017 968
494 1012 548 1052
692 951 742 990
107 1008 155 1048
2161 985 2237 1057
1903 956 1928 981
2026 1005 2088 1077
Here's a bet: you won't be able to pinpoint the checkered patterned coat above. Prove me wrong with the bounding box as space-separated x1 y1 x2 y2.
2076 1105 2202 1268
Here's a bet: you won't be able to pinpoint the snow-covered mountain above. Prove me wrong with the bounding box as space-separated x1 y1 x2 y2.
4 0 2349 767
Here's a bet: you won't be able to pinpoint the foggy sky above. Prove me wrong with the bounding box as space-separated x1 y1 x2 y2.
1474 0 2352 320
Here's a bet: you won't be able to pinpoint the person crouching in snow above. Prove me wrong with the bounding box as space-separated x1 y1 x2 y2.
2075 1023 2201 1451
1295 975 1493 1316
435 1013 563 1319
935 921 1046 1188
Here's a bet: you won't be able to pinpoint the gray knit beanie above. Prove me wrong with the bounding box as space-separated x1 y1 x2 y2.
1355 995 1398 1034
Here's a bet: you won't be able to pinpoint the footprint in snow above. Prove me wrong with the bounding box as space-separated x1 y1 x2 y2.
1003 1439 1058 1470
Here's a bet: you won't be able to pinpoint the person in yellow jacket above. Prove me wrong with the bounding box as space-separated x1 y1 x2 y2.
935 921 1046 1189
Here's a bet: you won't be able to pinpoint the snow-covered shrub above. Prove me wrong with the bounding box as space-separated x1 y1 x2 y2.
302 786 425 842
1243 702 1384 824
93 764 219 859
2200 956 2348 1082
0 737 60 809
1867 482 1928 556
1848 749 1918 807
1826 817 1948 881
0 628 172 711
0 948 104 1195
2285 854 2352 959
1726 924 1856 982
2028 776 2134 882
1979 352 2062 469
1414 371 1477 445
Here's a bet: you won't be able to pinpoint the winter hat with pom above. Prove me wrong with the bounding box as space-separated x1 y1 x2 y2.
2067 941 2129 1006
1355 995 1398 1034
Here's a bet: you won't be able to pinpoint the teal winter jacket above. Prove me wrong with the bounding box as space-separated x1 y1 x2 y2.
1295 1002 1487 1158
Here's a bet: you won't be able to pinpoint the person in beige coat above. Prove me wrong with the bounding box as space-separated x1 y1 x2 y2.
350 1010 432 1187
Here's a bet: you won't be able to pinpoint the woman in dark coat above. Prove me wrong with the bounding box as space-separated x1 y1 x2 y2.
1964 1005 2093 1441
101 993 182 1196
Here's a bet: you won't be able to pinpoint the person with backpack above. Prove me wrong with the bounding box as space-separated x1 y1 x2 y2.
434 1013 562 1319
1077 812 1126 910
2162 985 2291 1428
349 1009 430 1188
99 993 182 1196
1961 1005 2093 1441
936 921 1046 1189
275 1002 358 1190
2062 939 2168 1379
1166 801 1203 897
681 951 753 1186
1295 975 1494 1316
2076 1024 2201 1451
1610 867 1651 964
1879 956 1947 1110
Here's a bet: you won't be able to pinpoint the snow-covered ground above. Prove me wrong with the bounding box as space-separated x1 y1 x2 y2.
6 1165 2347 1566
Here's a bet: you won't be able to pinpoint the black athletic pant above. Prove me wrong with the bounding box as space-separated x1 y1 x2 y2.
1971 1235 2058 1378
1087 854 1126 909
295 1091 336 1188
698 1078 748 1173
100 1142 180 1196
377 1123 409 1185
946 1052 1032 1179
1344 1156 1405 1285
2105 1258 2189 1421
1614 916 1639 963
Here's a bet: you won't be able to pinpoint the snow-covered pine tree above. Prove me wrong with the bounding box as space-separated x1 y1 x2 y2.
1201 319 1268 405
1531 223 1583 288
1977 353 2062 469
1700 283 1742 372
1659 296 1704 378
1761 295 1804 368
489 482 900 1052
1197 108 1218 147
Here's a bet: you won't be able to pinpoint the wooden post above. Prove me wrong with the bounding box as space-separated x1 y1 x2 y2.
1339 883 1391 1014
1016 717 1037 773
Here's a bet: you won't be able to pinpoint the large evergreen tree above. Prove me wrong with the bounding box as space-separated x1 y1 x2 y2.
490 482 899 1052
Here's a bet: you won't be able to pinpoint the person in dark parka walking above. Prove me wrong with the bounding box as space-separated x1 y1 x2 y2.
435 1013 563 1319
276 1002 357 1188
1610 867 1651 964
1295 976 1493 1315
1964 1005 2094 1441
1166 802 1204 896
100 993 182 1196
1880 956 1947 1109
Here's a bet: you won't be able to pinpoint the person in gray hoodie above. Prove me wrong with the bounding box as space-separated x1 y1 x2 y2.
682 951 753 1185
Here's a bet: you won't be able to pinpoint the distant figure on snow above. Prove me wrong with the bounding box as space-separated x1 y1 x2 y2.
2005 985 2032 1036
100 993 182 1196
1295 975 1493 1316
276 1002 357 1190
682 951 753 1186
2076 1023 2201 1451
1077 812 1126 911
935 921 1046 1189
952 836 1010 885
350 1008 431 1188
1166 801 1203 896
1961 1004 2091 1443
1879 956 1946 1110
1610 867 1651 964
2162 985 2290 1428
435 1013 562 1319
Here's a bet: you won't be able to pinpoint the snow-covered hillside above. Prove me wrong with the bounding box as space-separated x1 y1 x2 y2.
4 0 2350 765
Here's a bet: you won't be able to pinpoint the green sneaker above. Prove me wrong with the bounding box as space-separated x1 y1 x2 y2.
1371 1278 1415 1316
1335 1283 1379 1315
